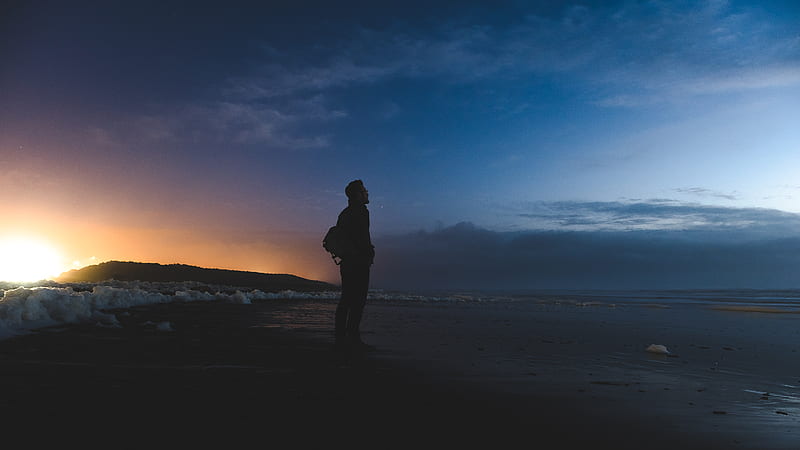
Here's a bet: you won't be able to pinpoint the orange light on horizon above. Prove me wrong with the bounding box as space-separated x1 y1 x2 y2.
0 214 336 284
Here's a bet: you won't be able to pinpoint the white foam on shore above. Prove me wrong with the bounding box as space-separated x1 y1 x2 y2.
8 282 735 340
0 281 340 340
0 280 534 340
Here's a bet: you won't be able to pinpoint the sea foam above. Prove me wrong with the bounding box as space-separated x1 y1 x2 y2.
0 281 339 340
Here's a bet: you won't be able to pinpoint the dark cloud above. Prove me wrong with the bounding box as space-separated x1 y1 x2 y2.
371 217 800 290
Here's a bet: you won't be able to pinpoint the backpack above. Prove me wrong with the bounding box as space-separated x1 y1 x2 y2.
323 225 351 265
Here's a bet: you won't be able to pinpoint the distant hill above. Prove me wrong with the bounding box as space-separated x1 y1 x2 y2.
57 261 336 292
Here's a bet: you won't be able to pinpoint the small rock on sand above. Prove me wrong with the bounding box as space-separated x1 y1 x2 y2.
646 344 670 354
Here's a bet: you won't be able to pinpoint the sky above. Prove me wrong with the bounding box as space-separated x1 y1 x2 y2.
1 0 799 289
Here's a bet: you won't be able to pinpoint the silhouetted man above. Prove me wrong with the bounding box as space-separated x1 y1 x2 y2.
335 179 375 349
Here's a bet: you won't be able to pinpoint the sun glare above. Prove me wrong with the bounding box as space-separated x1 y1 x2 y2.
0 237 65 283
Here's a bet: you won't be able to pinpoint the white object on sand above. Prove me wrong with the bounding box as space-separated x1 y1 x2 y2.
646 344 670 354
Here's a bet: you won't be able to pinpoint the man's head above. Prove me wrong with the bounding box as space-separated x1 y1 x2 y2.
345 179 369 205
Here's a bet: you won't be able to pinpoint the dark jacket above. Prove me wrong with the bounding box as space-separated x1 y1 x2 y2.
337 203 375 265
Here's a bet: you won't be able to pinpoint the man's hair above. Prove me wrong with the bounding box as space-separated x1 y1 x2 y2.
345 179 364 199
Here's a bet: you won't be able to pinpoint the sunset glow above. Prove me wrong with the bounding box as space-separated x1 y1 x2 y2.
2 2 800 289
0 237 65 282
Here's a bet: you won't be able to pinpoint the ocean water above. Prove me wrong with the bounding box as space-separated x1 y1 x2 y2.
2 279 800 340
372 287 800 313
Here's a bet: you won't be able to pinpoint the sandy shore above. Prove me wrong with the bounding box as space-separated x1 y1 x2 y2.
0 296 796 448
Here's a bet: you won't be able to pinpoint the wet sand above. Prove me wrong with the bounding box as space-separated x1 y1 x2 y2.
0 297 796 448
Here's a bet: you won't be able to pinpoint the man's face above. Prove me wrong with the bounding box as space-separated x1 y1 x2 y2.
360 186 369 204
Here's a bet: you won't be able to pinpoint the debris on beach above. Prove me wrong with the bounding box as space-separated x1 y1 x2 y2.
143 320 174 332
156 321 174 332
646 344 670 354
92 311 121 328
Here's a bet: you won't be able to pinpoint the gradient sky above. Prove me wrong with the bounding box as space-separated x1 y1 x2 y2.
2 1 799 288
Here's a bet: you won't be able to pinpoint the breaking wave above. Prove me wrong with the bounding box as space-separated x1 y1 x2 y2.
0 280 340 339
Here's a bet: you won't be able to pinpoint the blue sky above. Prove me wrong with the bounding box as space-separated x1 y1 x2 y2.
1 1 799 287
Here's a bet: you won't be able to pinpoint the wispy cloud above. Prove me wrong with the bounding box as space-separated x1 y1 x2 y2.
683 66 800 94
128 95 344 149
513 200 800 234
674 187 739 201
225 60 398 99
128 1 800 146
229 2 800 107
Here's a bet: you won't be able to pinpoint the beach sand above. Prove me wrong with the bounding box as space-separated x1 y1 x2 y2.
0 296 797 448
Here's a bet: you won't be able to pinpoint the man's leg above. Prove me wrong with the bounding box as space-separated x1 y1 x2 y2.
345 264 370 344
334 305 349 343
336 264 353 344
347 303 364 342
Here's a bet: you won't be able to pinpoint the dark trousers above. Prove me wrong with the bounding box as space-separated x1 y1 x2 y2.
335 261 370 342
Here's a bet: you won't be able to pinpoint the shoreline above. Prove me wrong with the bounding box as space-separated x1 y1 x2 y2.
0 297 794 447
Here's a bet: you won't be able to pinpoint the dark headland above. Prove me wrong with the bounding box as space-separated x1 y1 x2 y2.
57 260 335 291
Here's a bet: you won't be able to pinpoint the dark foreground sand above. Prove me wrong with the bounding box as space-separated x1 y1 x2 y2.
0 297 794 448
